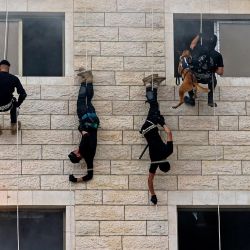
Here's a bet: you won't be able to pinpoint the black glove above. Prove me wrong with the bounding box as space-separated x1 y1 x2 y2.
151 195 158 205
68 152 81 163
158 115 165 127
69 174 77 183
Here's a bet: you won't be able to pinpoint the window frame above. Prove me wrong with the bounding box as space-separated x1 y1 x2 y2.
0 19 23 76
0 208 65 250
167 191 250 250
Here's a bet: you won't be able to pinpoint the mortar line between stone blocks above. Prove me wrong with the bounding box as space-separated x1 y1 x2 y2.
237 115 240 131
121 235 124 250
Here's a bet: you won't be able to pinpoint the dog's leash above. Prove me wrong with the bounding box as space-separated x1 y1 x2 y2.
175 76 181 86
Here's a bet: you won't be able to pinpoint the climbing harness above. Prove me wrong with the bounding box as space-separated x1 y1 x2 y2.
0 99 13 111
140 120 157 136
150 159 169 165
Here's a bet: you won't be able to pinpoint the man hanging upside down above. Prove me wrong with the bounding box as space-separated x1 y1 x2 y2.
69 68 100 183
0 60 27 135
140 74 173 205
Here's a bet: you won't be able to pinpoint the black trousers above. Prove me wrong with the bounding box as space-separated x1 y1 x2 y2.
77 83 95 120
188 77 217 103
146 88 161 124
0 98 18 123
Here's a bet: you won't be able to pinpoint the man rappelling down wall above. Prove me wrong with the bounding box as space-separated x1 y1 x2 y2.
0 60 27 135
184 33 224 107
140 75 173 205
69 68 100 183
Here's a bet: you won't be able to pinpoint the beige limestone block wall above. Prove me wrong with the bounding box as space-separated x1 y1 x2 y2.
1 0 250 249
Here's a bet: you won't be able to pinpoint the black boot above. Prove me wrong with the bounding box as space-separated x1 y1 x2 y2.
184 90 195 106
208 90 217 107
146 87 158 104
146 89 154 103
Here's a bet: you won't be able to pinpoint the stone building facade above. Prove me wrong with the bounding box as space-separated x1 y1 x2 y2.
1 0 250 249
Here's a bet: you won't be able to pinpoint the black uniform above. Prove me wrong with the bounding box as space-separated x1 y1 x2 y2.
69 81 99 182
78 128 97 181
143 125 173 174
140 93 173 174
0 72 27 123
189 45 224 104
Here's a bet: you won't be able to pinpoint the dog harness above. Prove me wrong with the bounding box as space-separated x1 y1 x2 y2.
140 120 157 135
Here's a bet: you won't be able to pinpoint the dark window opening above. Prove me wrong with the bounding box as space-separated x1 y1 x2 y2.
23 16 64 76
174 18 214 77
0 13 64 76
0 209 64 250
178 208 250 250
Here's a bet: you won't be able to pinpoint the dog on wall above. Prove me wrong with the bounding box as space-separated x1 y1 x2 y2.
172 49 209 109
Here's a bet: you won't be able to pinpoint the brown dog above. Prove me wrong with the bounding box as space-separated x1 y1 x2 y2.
172 49 209 109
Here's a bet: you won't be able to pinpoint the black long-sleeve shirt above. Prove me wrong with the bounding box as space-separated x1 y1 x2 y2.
79 129 97 171
0 71 27 106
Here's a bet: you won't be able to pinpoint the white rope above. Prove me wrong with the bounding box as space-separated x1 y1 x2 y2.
200 13 203 45
68 4 77 250
3 0 9 59
199 7 220 249
69 181 73 250
85 8 88 71
212 73 221 250
16 108 20 250
151 7 154 91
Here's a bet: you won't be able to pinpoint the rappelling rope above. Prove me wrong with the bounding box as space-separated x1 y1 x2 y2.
85 8 88 71
212 73 221 250
68 3 77 250
3 0 9 59
199 7 221 250
4 0 20 248
151 7 154 91
16 108 20 250
200 13 203 45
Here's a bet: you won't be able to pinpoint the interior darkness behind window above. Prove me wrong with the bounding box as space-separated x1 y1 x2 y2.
23 16 64 76
0 209 64 250
178 208 250 250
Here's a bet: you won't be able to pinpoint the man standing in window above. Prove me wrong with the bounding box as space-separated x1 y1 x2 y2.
184 33 224 107
0 60 27 135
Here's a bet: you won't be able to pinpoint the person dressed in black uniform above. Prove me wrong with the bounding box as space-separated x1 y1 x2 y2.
184 33 224 107
68 68 99 183
0 60 27 135
140 74 173 205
